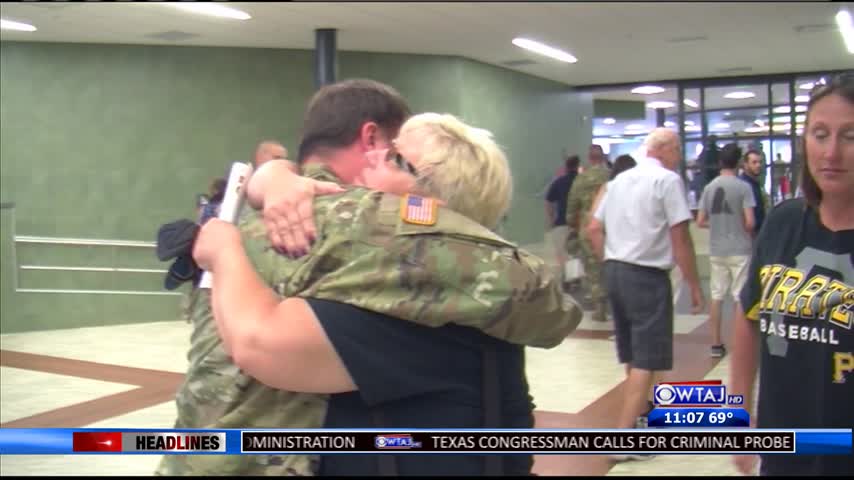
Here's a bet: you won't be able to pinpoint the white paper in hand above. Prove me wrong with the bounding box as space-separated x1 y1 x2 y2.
198 162 254 289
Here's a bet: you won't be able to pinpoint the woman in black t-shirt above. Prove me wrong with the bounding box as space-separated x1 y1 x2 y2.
730 74 854 476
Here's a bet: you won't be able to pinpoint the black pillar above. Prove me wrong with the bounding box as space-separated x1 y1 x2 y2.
315 29 338 89
655 108 666 127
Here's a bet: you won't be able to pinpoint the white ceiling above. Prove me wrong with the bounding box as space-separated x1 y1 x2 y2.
0 1 850 87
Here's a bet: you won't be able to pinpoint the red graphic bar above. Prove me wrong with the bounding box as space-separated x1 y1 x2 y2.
72 432 122 452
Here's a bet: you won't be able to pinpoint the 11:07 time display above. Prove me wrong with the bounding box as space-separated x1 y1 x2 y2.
661 409 738 425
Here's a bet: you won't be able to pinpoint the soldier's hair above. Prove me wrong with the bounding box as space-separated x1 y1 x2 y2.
719 143 742 169
297 79 411 164
401 113 512 230
565 154 580 172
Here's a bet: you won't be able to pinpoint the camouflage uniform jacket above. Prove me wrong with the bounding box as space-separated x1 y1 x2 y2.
564 165 610 256
157 163 581 476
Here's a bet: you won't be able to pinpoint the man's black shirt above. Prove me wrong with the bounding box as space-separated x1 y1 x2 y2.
308 299 534 476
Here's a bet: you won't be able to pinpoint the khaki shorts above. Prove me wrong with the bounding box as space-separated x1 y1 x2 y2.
546 225 570 265
710 255 750 301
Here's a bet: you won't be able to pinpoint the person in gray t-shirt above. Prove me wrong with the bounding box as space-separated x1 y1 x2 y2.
697 143 756 358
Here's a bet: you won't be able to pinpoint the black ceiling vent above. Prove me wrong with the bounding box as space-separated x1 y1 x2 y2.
666 35 709 43
145 31 200 42
718 66 754 74
23 3 75 9
793 23 834 34
501 59 537 67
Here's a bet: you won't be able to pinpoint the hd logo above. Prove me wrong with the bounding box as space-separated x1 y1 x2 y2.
653 382 743 406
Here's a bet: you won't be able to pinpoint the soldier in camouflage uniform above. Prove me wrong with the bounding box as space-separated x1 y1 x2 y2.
565 144 611 322
157 104 581 476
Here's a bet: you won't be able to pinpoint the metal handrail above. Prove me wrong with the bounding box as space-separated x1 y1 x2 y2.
16 288 181 296
14 235 156 248
19 265 167 274
9 234 175 295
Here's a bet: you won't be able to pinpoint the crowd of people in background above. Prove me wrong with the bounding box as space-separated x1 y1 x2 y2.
539 73 852 475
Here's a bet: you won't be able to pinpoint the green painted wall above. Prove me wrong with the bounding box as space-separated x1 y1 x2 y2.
457 58 592 243
0 41 589 332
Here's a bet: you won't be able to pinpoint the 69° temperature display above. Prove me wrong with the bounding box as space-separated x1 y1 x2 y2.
647 408 750 428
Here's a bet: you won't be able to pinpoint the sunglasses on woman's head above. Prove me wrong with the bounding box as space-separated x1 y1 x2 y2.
387 148 418 176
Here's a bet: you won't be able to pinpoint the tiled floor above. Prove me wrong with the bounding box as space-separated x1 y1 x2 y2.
1 232 743 476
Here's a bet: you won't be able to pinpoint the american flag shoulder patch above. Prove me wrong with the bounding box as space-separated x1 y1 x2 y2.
400 194 438 226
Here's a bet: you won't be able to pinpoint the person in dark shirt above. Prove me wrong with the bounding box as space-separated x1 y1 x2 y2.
730 73 854 476
545 155 580 279
739 149 767 236
308 299 533 476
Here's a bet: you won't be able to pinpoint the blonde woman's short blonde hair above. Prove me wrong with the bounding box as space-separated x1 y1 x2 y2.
400 113 513 230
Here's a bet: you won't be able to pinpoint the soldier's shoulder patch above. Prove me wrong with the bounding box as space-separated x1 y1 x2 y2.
400 194 438 226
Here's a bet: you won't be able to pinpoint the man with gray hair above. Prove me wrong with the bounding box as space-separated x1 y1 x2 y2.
587 128 705 461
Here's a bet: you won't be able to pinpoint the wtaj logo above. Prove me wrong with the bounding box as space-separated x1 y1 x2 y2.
654 381 744 406
374 434 422 450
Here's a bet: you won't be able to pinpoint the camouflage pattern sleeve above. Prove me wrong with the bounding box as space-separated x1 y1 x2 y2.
251 187 581 349
565 173 585 256
565 166 610 256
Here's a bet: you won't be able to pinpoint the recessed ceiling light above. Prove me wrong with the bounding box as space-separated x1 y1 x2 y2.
836 10 854 54
625 123 647 130
724 91 755 99
724 112 732 116
799 82 815 90
744 126 766 133
713 122 731 129
794 95 810 103
795 105 807 112
684 120 696 126
603 118 617 125
611 135 623 139
685 125 702 132
0 19 37 32
167 3 251 20
773 105 792 114
683 99 699 108
647 101 676 109
773 124 792 132
664 121 676 127
511 38 577 63
796 114 806 123
631 85 666 95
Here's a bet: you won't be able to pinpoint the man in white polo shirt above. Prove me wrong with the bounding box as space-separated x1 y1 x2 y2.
587 128 705 460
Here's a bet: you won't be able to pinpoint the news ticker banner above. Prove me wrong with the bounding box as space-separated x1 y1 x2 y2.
0 429 850 456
